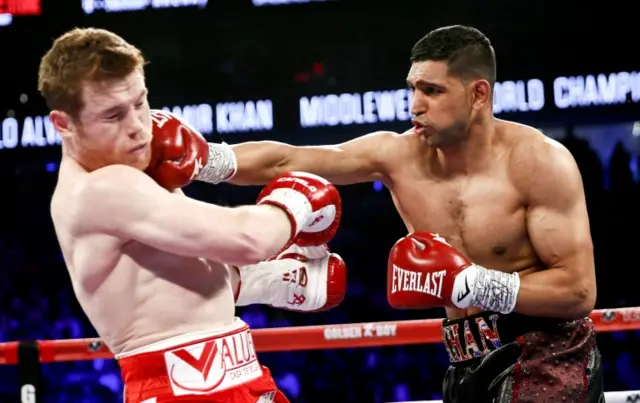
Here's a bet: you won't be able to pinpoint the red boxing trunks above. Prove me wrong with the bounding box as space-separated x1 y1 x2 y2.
117 318 289 403
441 311 605 403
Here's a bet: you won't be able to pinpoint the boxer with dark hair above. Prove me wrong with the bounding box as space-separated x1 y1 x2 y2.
207 25 604 402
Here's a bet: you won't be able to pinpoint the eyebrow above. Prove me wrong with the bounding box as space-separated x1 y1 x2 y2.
99 89 148 116
406 79 447 89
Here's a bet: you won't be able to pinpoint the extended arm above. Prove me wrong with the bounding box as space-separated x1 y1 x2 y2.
227 131 395 185
74 165 292 266
148 109 394 187
514 138 596 319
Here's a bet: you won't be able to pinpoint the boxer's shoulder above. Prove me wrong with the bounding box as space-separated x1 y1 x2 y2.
370 129 415 163
66 165 155 230
359 129 403 147
501 121 581 199
498 119 564 152
75 164 152 198
346 130 408 174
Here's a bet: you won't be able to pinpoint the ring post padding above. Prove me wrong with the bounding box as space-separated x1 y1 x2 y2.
18 340 41 403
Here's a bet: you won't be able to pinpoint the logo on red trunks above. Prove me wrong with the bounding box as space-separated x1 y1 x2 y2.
171 342 220 386
164 329 262 396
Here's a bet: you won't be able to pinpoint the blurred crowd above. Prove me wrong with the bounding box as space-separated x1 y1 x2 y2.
1 126 640 403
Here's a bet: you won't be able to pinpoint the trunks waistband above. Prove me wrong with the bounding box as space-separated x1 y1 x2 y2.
441 311 571 365
116 318 248 359
118 319 263 396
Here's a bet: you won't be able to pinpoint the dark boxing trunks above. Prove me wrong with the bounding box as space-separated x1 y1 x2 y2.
441 311 605 403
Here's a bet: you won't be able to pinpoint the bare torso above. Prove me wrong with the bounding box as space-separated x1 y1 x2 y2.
50 159 235 354
383 120 544 319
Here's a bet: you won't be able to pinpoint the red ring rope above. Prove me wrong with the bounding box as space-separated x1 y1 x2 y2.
0 307 637 364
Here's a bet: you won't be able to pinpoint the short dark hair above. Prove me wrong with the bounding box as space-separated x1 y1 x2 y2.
410 25 496 85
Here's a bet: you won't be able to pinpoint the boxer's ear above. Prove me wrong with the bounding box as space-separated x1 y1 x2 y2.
470 79 491 110
50 110 75 139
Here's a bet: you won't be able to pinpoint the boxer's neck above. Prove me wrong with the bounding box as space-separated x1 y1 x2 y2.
61 143 102 173
434 115 495 175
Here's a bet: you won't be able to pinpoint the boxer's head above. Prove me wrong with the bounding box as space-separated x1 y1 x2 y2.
407 25 495 147
38 28 152 171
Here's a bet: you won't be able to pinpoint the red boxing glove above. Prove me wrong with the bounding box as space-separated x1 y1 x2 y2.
257 171 341 246
387 232 520 314
145 110 209 190
387 232 469 309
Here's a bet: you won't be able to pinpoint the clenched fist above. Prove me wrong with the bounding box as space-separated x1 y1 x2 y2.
257 171 342 245
387 232 520 314
145 110 210 190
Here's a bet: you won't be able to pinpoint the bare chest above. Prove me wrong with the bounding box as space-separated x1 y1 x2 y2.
388 175 533 270
73 240 234 352
120 242 230 298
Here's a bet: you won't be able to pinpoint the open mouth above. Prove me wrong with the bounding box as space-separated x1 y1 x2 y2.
411 119 430 135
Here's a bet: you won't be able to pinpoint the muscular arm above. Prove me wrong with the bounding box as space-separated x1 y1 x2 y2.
73 165 292 266
229 131 395 185
513 137 596 319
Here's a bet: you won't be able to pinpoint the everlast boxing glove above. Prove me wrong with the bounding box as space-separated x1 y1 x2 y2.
387 232 520 314
146 110 236 190
257 171 341 246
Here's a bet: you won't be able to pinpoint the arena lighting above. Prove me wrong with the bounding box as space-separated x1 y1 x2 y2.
0 14 12 26
81 0 208 14
0 0 41 26
0 0 41 15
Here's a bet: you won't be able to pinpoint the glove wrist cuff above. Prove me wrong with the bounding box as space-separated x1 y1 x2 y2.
257 189 313 239
196 142 238 184
470 265 520 314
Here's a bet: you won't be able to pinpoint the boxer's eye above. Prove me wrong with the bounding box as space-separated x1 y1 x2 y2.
423 87 440 96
